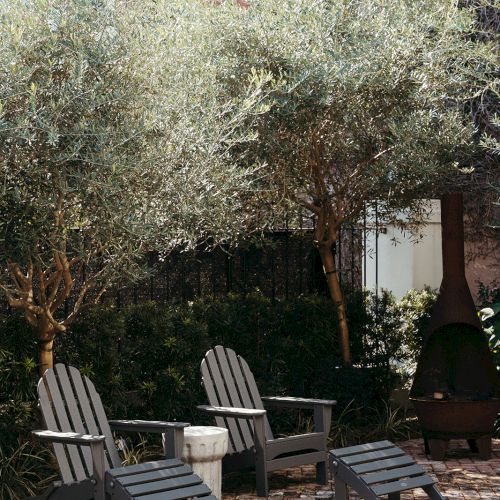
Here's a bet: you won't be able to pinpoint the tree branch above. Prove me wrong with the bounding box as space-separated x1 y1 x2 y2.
295 196 321 215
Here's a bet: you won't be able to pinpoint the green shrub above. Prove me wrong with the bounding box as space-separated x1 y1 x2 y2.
0 290 435 481
0 316 39 452
56 302 211 422
54 292 419 429
478 281 500 371
478 281 500 308
0 324 55 500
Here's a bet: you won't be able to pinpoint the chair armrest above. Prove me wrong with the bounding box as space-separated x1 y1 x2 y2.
109 420 188 460
32 430 105 445
197 405 266 419
261 396 337 409
33 429 106 498
108 420 190 433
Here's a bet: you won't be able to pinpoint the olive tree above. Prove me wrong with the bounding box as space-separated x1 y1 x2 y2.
200 0 498 364
0 0 276 375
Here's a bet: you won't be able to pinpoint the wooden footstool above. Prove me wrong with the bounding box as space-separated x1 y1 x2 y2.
329 440 444 499
105 458 217 500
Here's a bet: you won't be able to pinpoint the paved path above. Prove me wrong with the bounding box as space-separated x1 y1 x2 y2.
222 439 500 499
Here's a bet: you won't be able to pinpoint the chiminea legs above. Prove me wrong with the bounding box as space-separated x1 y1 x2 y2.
475 437 492 460
426 438 449 460
467 438 478 453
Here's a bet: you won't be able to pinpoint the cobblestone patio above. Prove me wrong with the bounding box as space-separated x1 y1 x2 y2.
222 439 500 499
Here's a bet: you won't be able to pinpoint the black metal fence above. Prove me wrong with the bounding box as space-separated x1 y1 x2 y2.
110 224 363 307
0 222 365 316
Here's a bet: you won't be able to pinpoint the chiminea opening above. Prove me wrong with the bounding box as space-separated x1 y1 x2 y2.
410 193 500 460
410 323 498 400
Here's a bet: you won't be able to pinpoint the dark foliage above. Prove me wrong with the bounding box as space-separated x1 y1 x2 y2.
0 291 436 496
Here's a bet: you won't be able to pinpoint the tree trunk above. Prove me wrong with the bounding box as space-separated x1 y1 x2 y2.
38 338 54 376
37 319 56 377
318 242 352 366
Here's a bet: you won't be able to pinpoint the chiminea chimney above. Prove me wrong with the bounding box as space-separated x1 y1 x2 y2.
425 193 481 335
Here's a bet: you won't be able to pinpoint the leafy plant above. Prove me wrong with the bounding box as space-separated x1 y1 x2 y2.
329 400 359 448
329 399 419 448
480 302 500 370
0 318 39 447
392 288 438 387
370 402 414 443
477 280 500 370
118 435 162 467
478 281 500 308
0 440 56 500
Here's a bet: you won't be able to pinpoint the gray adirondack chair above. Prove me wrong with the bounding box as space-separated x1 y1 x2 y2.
198 346 336 497
32 364 216 500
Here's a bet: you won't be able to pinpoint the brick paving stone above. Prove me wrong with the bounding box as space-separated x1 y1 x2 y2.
431 464 448 472
222 438 500 499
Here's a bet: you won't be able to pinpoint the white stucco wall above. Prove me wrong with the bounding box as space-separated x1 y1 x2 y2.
363 200 443 299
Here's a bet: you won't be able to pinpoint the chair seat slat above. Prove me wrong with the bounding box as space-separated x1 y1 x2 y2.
126 472 202 496
371 475 436 496
361 464 425 485
109 459 184 478
352 455 415 474
134 483 211 500
117 465 192 486
342 447 406 465
332 440 394 457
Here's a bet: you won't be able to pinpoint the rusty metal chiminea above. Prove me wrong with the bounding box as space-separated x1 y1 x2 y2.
410 193 500 460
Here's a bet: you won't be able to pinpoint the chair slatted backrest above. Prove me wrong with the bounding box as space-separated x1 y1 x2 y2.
38 364 121 483
201 346 273 455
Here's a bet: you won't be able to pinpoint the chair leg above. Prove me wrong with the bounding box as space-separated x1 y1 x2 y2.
334 478 349 500
316 460 327 485
253 414 268 497
423 484 445 500
90 441 106 500
163 427 185 459
314 404 331 486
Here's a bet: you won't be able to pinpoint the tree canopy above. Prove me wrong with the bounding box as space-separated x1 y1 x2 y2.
0 0 497 370
189 0 498 362
0 0 276 372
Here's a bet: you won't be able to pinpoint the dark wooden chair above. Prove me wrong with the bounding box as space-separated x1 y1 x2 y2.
32 364 216 500
197 345 336 497
329 440 444 499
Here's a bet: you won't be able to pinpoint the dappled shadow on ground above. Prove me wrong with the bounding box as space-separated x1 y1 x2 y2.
222 439 500 499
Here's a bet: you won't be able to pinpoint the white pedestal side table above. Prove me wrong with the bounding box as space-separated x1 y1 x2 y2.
181 426 229 499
